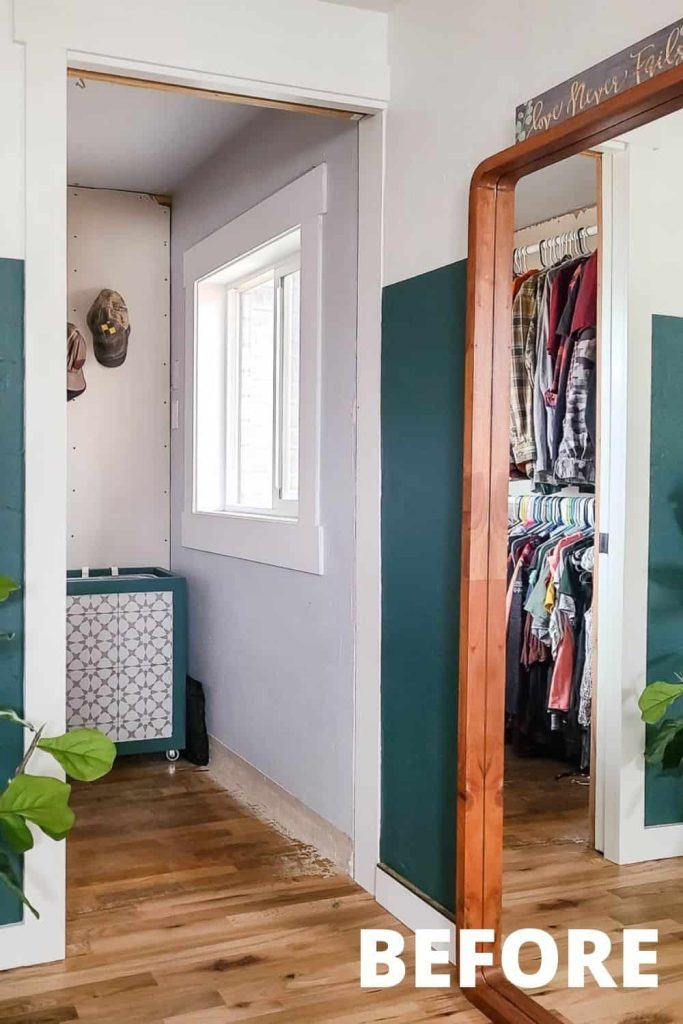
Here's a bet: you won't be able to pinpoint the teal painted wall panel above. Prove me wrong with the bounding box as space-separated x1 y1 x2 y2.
646 314 683 826
0 258 24 926
380 260 466 912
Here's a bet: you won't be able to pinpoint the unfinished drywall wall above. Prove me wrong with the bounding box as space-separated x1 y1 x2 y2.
67 188 170 569
170 110 358 837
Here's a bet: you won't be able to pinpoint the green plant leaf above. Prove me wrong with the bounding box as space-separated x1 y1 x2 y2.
0 812 33 853
0 774 74 842
0 576 19 603
662 728 683 771
38 729 116 782
639 682 683 723
0 707 32 730
0 852 39 918
645 719 683 764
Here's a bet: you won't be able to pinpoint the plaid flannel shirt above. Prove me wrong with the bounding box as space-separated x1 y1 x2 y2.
510 273 539 468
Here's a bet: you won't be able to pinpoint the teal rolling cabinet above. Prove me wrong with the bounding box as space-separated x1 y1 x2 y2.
66 568 186 758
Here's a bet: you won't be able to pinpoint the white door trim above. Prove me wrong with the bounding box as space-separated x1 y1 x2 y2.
0 36 69 972
6 22 386 970
374 867 456 963
352 111 385 893
593 146 616 857
65 53 385 115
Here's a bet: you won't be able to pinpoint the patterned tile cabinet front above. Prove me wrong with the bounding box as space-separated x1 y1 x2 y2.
66 573 186 755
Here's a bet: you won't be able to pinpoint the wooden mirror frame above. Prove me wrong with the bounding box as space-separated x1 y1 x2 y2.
457 62 683 1024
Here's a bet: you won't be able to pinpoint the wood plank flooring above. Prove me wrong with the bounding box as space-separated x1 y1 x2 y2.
0 758 480 1024
503 751 683 1023
4 754 683 1022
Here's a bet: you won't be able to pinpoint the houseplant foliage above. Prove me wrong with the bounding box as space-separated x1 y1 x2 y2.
0 576 116 917
638 679 683 769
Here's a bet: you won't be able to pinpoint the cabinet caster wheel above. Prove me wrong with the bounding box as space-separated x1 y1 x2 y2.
166 749 180 762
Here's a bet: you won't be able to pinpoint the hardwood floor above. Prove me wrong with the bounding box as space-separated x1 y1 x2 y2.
4 754 683 1023
0 758 481 1024
503 751 683 1023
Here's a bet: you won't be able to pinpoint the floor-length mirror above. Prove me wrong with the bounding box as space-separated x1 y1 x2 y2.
501 108 683 1020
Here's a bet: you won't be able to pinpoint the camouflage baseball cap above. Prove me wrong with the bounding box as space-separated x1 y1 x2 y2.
67 322 87 401
86 289 130 368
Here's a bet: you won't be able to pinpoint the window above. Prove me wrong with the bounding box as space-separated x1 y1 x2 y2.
195 233 301 519
182 165 325 574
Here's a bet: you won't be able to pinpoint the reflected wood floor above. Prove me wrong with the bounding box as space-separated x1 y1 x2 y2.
0 758 481 1024
503 751 683 1024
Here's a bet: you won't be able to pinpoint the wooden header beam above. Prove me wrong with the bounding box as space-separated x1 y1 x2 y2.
67 67 362 121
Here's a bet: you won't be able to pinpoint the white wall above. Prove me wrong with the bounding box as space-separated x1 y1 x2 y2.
0 0 24 260
383 0 683 285
15 0 389 109
67 188 170 570
170 110 359 837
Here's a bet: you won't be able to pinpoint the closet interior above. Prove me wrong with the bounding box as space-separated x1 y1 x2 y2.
64 76 342 769
65 76 261 763
505 154 600 854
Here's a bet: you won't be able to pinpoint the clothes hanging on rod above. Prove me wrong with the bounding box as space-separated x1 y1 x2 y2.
513 225 598 274
506 493 594 771
510 229 598 488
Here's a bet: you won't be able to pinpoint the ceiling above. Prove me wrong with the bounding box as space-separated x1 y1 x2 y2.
322 1 399 10
515 155 597 230
67 78 264 194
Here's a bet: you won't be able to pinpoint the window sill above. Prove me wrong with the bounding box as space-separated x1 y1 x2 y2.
203 507 298 524
181 510 324 575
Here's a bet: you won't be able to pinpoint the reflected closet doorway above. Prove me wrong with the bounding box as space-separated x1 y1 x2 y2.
507 156 600 869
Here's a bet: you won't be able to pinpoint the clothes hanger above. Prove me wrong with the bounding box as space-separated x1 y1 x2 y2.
570 230 580 260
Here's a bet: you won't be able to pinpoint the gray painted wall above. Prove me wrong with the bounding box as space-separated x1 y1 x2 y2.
170 110 358 836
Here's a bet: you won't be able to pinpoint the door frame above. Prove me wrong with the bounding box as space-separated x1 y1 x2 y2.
458 63 683 1024
6 12 386 969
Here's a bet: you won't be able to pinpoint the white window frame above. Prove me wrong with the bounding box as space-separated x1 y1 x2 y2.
182 165 326 574
222 252 301 519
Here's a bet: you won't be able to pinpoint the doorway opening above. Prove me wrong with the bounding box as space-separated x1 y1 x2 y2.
500 113 683 1021
505 153 600 869
61 67 363 955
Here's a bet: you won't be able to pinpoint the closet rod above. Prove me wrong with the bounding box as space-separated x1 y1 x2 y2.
514 224 598 259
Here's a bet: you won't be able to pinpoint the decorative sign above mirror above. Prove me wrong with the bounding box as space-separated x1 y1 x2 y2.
516 19 683 142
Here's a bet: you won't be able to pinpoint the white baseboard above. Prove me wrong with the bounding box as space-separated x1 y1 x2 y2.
208 735 352 873
374 866 456 962
613 821 683 864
